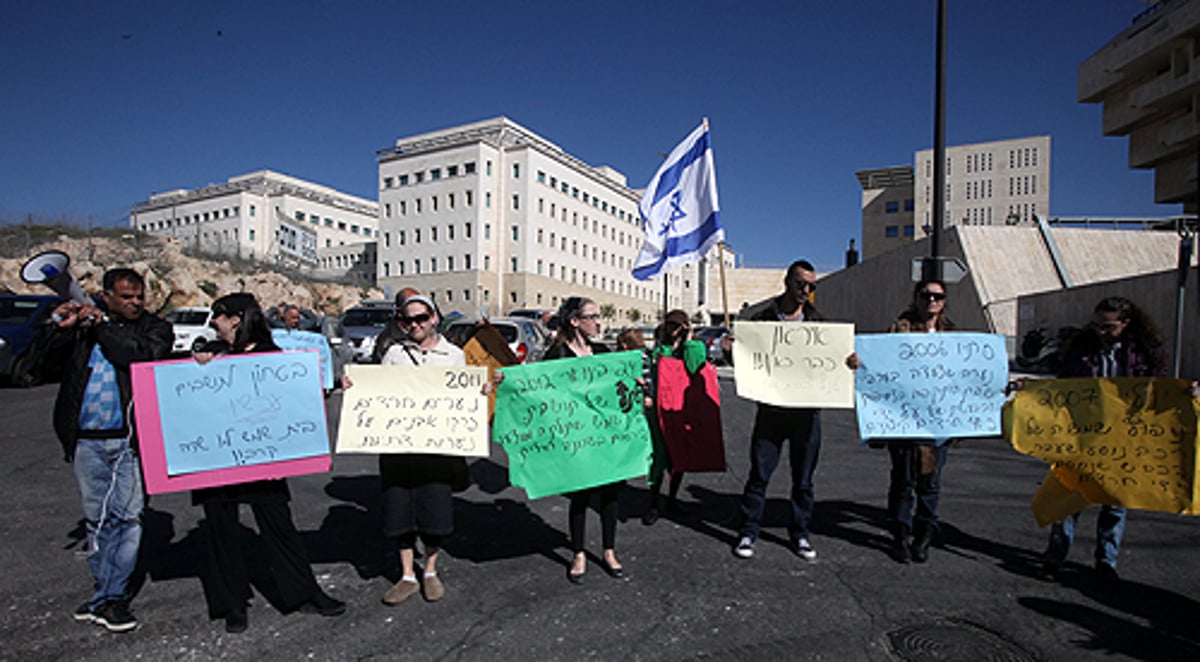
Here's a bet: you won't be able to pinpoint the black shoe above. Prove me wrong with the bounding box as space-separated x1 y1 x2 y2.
641 508 659 526
601 559 625 579
300 592 346 617
910 530 932 564
73 601 96 623
892 535 911 564
1093 561 1120 582
224 608 248 634
93 600 138 633
567 568 585 584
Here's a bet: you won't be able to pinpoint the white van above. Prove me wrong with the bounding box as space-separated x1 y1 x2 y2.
162 306 217 354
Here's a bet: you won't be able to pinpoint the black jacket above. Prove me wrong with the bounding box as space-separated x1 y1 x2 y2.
739 293 824 323
44 311 174 461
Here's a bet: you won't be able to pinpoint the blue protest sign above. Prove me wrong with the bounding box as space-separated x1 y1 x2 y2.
271 328 334 389
854 332 1008 444
151 350 330 475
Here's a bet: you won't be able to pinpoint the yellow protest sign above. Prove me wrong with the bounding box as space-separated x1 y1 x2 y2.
732 321 855 408
336 364 489 456
1003 377 1200 521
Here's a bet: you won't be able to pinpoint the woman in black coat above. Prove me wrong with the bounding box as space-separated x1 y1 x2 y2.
192 293 344 633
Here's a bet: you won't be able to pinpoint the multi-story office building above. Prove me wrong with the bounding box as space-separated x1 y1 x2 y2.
1079 0 1200 212
130 170 379 271
858 136 1051 259
376 117 730 321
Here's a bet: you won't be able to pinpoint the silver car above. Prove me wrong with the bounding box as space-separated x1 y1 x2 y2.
340 306 395 363
444 317 549 363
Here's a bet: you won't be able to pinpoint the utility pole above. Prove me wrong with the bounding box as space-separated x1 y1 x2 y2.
923 0 948 283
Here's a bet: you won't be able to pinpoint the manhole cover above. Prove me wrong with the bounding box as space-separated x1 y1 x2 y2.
887 619 1039 661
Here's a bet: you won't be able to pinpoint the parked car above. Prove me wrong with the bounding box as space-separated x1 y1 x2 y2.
162 306 217 354
0 294 63 385
317 315 354 382
444 317 549 363
694 325 731 365
341 305 395 362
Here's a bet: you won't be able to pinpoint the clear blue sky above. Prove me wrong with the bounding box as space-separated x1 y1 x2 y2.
0 0 1175 272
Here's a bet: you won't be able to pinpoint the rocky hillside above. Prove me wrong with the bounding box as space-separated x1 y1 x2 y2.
0 231 384 315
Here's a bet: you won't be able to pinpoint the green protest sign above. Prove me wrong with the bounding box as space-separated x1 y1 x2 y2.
493 351 652 499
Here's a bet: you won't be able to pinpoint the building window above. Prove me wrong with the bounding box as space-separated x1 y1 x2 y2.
466 222 472 238
384 177 394 188
432 226 438 242
447 255 454 271
511 225 519 241
513 163 520 179
537 170 545 183
448 193 455 209
430 258 437 273
399 230 406 245
537 228 543 243
465 190 473 206
448 224 455 240
399 174 409 186
484 255 490 270
512 194 519 210
464 162 476 174
448 165 458 177
399 261 405 275
385 203 391 217
885 225 899 238
538 198 544 214
903 225 915 237
249 205 255 216
537 259 543 274
484 224 490 239
400 200 407 215
324 219 333 228
486 161 492 176
904 199 914 211
431 168 441 180
249 229 255 241
511 257 518 272
338 221 347 231
885 201 899 213
465 254 472 269
415 229 421 243
415 172 425 184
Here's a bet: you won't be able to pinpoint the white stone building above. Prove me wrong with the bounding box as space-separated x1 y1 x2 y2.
376 117 732 322
859 136 1051 259
130 170 379 272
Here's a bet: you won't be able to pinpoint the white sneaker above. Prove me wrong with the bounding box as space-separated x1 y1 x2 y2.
794 537 817 561
733 536 755 559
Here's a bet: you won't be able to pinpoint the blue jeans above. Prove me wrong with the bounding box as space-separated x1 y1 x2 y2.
74 437 144 608
1043 505 1126 569
738 406 821 543
886 442 950 536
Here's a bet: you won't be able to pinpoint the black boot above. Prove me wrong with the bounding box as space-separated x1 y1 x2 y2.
891 527 911 564
910 525 933 563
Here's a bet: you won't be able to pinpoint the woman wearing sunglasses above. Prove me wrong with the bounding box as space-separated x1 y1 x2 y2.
880 279 955 564
367 294 471 605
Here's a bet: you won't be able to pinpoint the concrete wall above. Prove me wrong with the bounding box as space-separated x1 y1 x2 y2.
1015 266 1199 378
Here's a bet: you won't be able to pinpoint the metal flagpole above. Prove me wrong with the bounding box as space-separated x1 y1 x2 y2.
718 242 731 329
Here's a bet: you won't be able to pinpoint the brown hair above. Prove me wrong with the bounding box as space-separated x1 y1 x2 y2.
616 327 646 351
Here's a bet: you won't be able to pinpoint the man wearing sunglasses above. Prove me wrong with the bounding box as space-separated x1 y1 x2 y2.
724 259 831 562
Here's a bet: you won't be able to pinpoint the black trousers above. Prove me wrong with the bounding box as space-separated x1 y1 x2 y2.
202 501 320 618
568 483 620 552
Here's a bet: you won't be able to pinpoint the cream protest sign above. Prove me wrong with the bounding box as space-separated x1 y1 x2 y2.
336 364 489 456
732 321 855 408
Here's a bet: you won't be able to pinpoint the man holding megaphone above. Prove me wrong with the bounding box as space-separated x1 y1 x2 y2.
36 266 173 633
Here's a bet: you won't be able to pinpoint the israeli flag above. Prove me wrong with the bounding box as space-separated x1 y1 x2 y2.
632 120 723 281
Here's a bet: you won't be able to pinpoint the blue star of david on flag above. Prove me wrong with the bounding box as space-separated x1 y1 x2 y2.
632 120 723 281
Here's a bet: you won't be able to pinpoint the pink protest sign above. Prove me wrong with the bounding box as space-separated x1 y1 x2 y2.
656 357 725 473
131 353 331 495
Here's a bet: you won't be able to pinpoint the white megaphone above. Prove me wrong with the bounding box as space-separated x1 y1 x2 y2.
21 250 90 305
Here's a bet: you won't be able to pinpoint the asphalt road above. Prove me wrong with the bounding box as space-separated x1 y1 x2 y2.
1 376 1197 661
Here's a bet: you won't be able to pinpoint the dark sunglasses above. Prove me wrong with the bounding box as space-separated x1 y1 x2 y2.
918 291 946 301
794 280 817 292
399 313 432 325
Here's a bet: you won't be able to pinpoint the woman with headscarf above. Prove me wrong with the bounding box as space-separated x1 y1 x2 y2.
192 292 345 633
347 294 470 606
